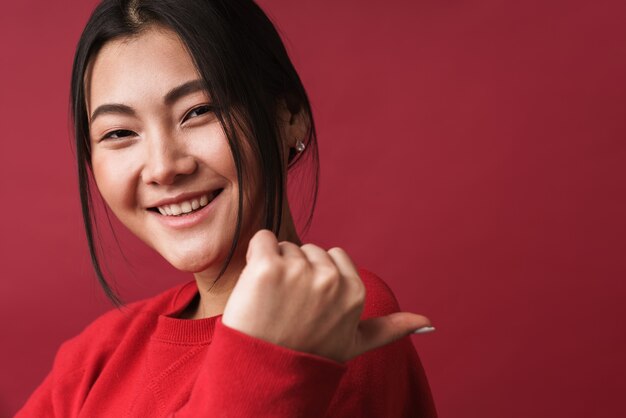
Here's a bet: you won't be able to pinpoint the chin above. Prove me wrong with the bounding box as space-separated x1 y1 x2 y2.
159 245 227 273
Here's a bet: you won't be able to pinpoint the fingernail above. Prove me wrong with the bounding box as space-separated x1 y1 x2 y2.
413 326 436 334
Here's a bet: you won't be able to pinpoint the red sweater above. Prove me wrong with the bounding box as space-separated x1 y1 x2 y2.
16 268 437 417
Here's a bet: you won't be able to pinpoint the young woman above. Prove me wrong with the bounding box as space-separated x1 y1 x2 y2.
16 0 437 416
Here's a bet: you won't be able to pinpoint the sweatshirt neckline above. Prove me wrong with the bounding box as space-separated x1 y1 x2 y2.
152 280 222 344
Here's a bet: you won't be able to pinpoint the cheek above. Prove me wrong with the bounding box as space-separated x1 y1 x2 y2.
188 125 235 171
91 152 139 212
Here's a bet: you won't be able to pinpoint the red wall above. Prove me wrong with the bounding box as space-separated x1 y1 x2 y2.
1 0 625 416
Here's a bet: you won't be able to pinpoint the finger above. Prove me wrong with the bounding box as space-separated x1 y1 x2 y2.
277 240 306 259
278 241 313 279
300 243 335 268
326 247 361 286
357 312 433 355
246 229 280 263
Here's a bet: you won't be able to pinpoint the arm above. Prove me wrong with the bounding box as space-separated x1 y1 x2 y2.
324 336 438 417
14 349 87 418
172 265 437 418
171 317 348 418
14 372 56 418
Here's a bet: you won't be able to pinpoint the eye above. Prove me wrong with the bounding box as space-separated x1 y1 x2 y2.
183 105 214 121
101 129 136 141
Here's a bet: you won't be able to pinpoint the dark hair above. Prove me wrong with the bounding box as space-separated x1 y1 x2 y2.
70 0 319 307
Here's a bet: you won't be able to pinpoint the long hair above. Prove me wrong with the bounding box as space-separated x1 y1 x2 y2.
70 0 319 306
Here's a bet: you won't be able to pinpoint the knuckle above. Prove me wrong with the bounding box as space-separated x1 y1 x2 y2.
300 243 320 251
286 257 308 277
254 257 281 279
318 264 340 281
278 241 297 251
327 246 346 255
345 280 366 310
253 228 273 242
353 281 366 302
312 271 339 293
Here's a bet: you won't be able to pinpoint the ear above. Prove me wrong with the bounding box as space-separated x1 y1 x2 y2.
276 99 309 150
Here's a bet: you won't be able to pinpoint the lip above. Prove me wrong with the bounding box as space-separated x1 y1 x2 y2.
148 189 220 208
148 188 223 230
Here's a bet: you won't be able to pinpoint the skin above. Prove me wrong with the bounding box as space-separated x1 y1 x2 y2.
86 25 432 363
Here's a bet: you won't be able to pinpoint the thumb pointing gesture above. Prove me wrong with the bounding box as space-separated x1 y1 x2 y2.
354 313 435 358
224 230 435 364
324 246 435 362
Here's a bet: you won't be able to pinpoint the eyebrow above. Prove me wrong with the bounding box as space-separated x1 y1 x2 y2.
89 79 207 124
164 79 207 105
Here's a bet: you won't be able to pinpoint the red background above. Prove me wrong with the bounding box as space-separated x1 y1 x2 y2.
1 0 625 416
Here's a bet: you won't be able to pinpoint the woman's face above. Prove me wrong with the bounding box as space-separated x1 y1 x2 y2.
85 26 267 273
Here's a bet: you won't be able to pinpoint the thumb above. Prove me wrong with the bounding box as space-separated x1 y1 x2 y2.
356 312 434 355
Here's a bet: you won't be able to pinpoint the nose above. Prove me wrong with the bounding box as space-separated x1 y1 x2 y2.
141 132 197 185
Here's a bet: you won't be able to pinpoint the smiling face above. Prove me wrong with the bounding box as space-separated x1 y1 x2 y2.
85 26 276 273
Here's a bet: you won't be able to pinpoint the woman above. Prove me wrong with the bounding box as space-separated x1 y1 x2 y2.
16 0 437 416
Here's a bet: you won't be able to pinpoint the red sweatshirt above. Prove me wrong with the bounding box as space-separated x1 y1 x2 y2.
16 268 437 417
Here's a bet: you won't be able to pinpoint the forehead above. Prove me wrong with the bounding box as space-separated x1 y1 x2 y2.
85 26 200 113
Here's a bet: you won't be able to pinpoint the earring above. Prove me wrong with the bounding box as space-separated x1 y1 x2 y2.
295 138 306 152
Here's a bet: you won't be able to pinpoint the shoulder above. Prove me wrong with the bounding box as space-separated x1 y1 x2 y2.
356 267 403 318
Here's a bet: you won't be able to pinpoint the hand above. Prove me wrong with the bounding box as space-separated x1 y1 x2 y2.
221 229 432 363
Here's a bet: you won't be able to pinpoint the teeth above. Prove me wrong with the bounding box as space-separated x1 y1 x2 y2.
181 201 192 213
156 191 218 217
170 204 182 216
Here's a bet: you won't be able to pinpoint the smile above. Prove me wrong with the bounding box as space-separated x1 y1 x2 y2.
147 188 224 230
153 189 222 216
